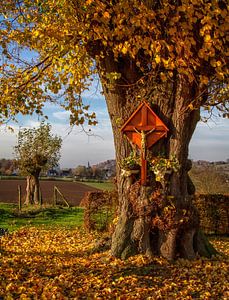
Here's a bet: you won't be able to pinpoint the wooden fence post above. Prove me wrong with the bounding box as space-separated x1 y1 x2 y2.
54 186 70 208
39 187 43 206
53 186 57 206
18 185 22 211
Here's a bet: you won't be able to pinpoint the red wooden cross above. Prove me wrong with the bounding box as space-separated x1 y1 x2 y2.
121 101 169 185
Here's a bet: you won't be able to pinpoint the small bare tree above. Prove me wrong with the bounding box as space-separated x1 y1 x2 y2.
14 122 62 205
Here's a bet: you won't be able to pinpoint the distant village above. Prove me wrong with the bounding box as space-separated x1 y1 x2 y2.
193 159 229 176
0 159 116 180
47 160 116 180
0 158 229 182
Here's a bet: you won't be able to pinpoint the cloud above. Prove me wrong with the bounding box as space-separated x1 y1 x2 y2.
22 120 41 128
60 132 115 167
0 119 115 167
1 103 228 166
0 132 17 159
52 111 71 121
189 118 229 161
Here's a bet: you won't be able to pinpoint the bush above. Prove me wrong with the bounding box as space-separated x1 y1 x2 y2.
80 191 118 231
194 194 229 235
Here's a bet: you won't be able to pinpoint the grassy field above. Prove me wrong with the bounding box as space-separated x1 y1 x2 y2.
0 203 84 231
79 180 115 191
0 179 113 232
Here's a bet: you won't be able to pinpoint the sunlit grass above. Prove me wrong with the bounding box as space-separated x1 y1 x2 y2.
79 181 115 191
0 203 84 231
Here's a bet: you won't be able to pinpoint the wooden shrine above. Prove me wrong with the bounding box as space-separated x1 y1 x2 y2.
121 101 169 185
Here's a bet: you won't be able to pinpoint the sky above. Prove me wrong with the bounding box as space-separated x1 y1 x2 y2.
0 86 228 168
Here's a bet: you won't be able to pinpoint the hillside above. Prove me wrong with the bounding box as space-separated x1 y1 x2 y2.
94 159 229 194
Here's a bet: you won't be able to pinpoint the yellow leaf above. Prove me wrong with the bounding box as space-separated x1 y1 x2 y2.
160 72 166 82
121 46 128 55
162 58 169 68
200 75 209 85
217 72 224 79
155 44 161 52
5 85 9 94
216 61 222 67
69 77 74 85
103 12 110 19
204 34 211 43
188 103 194 110
198 49 205 58
33 30 40 37
155 55 161 64
168 71 173 77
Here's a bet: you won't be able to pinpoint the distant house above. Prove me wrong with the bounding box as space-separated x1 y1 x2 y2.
61 168 72 177
46 166 61 177
195 160 210 166
47 169 59 177
92 159 116 180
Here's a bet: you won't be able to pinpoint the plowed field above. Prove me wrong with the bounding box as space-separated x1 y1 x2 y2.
0 180 99 206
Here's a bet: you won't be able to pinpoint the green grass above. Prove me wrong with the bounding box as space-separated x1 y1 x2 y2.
0 176 25 180
92 208 115 231
79 181 115 191
0 203 84 231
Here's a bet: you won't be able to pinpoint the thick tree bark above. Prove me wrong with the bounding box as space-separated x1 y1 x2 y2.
99 55 216 260
24 173 40 205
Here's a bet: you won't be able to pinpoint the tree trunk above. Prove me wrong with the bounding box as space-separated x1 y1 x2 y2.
99 55 217 260
24 174 40 205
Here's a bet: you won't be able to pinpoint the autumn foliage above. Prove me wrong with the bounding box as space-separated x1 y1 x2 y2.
0 0 228 124
0 227 228 299
1 0 229 261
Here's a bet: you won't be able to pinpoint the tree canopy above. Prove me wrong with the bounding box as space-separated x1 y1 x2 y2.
0 0 228 126
14 122 62 176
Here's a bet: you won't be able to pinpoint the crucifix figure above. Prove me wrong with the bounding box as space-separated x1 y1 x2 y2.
121 101 169 185
134 127 156 160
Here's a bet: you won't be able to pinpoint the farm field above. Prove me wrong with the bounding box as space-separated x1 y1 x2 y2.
0 179 100 206
0 227 228 299
78 180 115 191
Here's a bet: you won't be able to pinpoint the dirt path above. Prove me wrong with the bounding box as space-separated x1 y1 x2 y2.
0 180 100 206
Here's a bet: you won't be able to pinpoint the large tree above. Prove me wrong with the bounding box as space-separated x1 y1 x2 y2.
14 122 62 205
0 0 228 259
